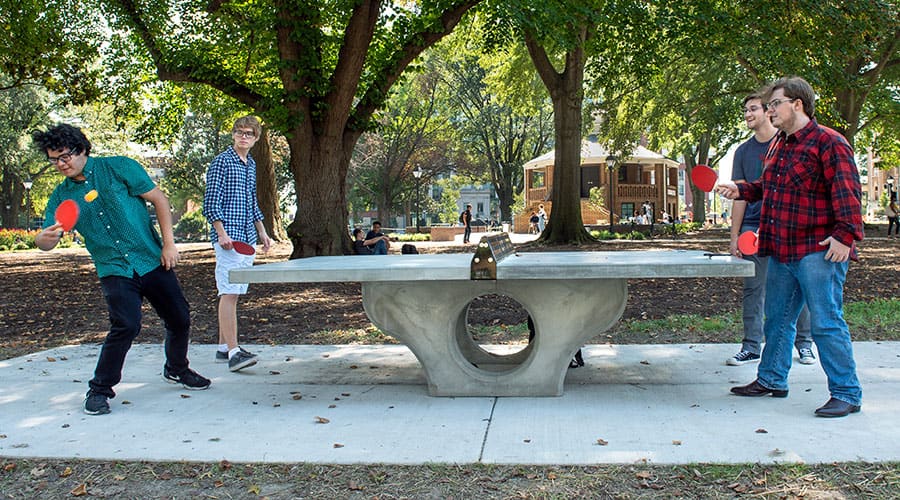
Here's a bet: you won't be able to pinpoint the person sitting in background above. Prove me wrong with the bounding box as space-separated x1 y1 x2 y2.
353 228 373 255
364 221 391 255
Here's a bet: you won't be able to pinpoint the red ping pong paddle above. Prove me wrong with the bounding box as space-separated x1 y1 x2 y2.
55 199 80 231
232 241 256 255
691 164 718 192
737 230 758 255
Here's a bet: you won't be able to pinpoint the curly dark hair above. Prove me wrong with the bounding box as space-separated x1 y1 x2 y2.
32 123 92 156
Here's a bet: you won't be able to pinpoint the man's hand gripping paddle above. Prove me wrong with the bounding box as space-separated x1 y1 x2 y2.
54 199 80 231
738 230 759 255
690 164 718 192
232 241 256 255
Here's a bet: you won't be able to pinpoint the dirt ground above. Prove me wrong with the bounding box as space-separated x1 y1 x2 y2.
1 232 899 498
1 232 898 361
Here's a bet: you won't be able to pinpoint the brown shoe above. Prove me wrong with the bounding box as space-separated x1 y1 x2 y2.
730 379 788 398
814 398 860 418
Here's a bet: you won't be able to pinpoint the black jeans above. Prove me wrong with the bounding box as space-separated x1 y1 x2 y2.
888 216 898 236
464 224 472 243
89 266 191 397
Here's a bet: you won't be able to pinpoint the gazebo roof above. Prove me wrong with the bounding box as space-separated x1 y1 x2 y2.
523 141 680 170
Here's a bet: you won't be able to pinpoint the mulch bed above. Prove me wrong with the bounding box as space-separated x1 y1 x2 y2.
1 234 897 360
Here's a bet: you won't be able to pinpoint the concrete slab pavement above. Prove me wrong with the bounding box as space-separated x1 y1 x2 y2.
1 342 898 464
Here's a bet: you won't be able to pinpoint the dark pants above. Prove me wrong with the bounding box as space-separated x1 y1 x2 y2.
89 266 191 397
464 225 472 243
888 216 898 236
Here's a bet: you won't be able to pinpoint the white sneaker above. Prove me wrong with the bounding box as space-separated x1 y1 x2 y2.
797 348 816 365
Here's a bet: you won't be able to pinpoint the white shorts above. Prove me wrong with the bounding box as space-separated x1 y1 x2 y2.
213 243 256 295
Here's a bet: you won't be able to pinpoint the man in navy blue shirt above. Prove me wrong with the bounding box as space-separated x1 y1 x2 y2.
727 92 814 367
203 116 272 372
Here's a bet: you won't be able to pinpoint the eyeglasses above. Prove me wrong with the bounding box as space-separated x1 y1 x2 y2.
47 150 76 165
765 98 797 111
742 105 763 113
233 130 256 138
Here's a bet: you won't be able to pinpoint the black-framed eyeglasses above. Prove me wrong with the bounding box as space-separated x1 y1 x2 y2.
47 150 77 165
765 98 797 111
742 105 763 113
233 130 256 138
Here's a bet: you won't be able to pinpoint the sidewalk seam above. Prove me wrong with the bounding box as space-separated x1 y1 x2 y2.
477 397 498 462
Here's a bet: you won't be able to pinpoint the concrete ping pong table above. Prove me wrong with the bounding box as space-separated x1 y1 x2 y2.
230 234 754 397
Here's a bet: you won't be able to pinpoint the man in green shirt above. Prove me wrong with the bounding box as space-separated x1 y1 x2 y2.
34 124 210 416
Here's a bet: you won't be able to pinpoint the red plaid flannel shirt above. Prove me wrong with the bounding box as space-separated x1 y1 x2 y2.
737 119 863 262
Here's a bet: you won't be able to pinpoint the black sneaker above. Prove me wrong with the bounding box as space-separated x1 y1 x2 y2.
726 350 760 366
228 350 258 372
216 346 251 363
163 366 211 390
83 390 111 415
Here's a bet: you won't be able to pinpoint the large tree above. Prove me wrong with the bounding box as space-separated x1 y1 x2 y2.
102 0 481 257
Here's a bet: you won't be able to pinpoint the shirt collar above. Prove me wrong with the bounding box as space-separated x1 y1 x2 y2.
62 156 94 186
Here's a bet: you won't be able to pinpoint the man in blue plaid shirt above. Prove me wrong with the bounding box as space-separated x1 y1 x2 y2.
203 116 272 372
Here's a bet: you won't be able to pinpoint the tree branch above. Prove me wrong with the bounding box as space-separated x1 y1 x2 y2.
110 0 264 110
350 1 480 132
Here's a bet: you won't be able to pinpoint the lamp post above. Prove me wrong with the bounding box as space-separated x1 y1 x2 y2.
413 166 423 233
605 155 617 232
23 177 33 230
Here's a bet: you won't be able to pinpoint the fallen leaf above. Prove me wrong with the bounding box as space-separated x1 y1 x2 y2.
672 440 682 445
273 403 281 407
640 360 650 365
247 484 261 495
333 443 344 448
214 480 225 488
315 416 330 424
114 475 126 481
755 428 768 433
30 467 47 478
348 479 363 490
341 393 350 397
547 472 557 480
121 400 131 405
328 404 337 409
349 365 359 369
269 371 281 375
60 467 72 477
46 357 56 362
180 394 191 399
219 459 232 470
596 438 608 446
635 471 652 479
3 463 16 471
70 483 88 496
292 394 302 400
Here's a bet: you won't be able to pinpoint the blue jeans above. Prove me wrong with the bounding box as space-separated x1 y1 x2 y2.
90 267 191 397
739 228 812 354
370 239 387 255
757 252 862 406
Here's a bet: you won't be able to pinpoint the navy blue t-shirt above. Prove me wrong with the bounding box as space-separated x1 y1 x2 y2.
731 136 770 228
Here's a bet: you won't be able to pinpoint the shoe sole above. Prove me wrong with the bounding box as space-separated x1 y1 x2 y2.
229 357 258 372
726 358 760 366
163 374 211 390
83 406 111 415
797 358 816 365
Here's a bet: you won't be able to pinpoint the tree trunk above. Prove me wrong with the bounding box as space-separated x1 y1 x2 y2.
287 130 358 258
525 27 592 244
251 127 288 241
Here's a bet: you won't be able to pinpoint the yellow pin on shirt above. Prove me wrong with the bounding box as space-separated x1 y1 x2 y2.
84 190 98 202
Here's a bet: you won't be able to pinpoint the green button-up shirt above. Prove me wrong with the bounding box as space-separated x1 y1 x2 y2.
43 156 163 278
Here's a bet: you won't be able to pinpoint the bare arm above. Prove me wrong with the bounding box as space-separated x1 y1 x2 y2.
34 222 66 251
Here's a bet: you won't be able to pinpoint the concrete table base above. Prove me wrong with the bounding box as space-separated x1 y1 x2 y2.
363 279 626 396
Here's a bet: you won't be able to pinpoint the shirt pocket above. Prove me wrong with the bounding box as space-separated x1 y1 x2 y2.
785 154 822 193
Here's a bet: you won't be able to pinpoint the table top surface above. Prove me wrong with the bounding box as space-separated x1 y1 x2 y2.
230 250 754 283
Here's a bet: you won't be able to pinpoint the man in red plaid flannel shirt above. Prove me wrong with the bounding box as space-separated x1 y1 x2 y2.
717 76 864 418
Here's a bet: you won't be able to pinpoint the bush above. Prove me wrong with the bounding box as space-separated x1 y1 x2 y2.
175 210 209 241
389 232 430 242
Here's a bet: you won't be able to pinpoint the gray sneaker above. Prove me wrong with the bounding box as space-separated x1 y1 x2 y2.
228 350 258 372
83 390 111 415
216 346 251 363
726 350 760 366
797 347 816 365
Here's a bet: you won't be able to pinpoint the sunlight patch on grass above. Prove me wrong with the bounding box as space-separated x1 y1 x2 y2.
845 299 900 339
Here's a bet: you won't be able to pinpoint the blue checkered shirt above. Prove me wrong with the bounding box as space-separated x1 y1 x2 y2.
203 146 264 244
